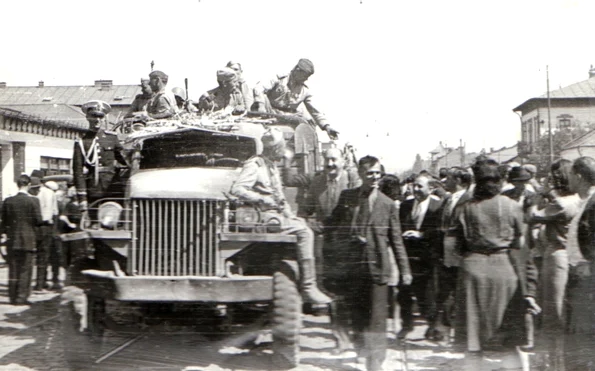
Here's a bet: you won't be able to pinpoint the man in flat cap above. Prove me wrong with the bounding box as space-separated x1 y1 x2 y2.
73 100 128 216
197 67 251 115
231 128 332 305
253 58 339 140
125 78 154 118
226 61 254 112
146 70 179 119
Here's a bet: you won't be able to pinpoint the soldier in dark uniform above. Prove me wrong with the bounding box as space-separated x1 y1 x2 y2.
72 100 128 215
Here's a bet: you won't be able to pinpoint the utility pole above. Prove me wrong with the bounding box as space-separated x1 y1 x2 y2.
547 65 554 165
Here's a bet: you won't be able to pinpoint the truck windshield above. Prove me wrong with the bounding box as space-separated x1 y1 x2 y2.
139 129 256 169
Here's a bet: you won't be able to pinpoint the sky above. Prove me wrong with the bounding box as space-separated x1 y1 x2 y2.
2 0 595 173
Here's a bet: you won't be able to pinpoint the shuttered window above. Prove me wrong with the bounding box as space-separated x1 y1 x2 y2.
40 156 70 176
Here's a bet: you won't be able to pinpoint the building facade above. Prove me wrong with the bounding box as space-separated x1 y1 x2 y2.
0 80 140 199
514 67 595 155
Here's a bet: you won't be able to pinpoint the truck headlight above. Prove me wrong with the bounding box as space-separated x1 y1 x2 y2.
98 201 123 229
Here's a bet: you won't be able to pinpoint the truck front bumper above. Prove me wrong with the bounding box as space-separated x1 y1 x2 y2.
82 270 273 302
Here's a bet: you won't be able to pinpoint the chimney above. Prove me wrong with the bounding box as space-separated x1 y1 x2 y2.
0 82 6 88
94 79 113 90
589 65 595 79
38 80 44 88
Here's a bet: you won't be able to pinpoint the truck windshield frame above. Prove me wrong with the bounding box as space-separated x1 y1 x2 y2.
138 129 257 170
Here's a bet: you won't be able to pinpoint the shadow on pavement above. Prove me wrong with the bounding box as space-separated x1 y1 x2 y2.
0 286 66 371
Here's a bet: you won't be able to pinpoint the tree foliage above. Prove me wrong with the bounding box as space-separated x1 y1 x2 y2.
529 121 595 174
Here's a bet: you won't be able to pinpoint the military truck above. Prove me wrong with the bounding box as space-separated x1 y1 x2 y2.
59 113 323 369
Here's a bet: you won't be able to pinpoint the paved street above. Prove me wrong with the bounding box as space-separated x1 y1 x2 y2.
0 261 538 371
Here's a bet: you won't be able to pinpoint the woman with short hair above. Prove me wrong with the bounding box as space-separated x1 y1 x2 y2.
450 157 540 364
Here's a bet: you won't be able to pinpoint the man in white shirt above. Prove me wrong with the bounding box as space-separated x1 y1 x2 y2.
398 174 445 339
33 178 58 291
437 167 473 340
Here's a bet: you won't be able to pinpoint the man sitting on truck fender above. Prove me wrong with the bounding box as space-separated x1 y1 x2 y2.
230 128 332 305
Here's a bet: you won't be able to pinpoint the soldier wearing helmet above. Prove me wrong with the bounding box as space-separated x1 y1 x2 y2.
72 100 128 213
172 87 198 113
253 58 339 140
231 128 332 305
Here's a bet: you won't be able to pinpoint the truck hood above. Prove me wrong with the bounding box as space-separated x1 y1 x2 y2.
129 168 242 200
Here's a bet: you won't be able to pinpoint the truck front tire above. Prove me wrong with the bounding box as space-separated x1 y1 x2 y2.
271 260 302 369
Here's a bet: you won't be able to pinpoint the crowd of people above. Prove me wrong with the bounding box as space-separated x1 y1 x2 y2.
231 124 595 370
0 172 82 305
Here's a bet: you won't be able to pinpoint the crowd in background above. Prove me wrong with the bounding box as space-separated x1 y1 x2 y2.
0 173 82 305
282 145 595 370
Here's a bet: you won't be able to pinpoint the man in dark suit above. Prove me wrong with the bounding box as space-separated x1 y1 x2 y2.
0 175 43 305
328 155 411 371
398 173 445 339
437 166 472 340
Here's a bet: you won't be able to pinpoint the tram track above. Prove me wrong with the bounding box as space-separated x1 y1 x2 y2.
5 313 59 337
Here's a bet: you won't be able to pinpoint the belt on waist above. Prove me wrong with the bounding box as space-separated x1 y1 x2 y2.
468 249 508 256
86 166 113 173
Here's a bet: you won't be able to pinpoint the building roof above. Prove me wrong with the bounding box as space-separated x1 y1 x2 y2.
486 144 519 164
0 104 89 129
432 148 479 170
0 104 87 129
0 82 140 107
542 77 595 99
513 72 595 113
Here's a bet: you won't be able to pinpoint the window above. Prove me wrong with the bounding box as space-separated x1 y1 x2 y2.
557 114 573 129
12 142 25 182
40 156 70 176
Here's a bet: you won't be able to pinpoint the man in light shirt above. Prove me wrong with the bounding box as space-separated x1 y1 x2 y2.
146 70 179 119
33 178 58 291
437 166 473 340
253 58 339 140
398 174 445 340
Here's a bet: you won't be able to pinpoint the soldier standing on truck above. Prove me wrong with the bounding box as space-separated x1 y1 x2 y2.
72 100 128 215
231 128 332 305
252 58 340 140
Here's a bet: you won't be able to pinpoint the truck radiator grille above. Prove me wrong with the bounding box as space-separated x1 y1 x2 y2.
130 199 221 276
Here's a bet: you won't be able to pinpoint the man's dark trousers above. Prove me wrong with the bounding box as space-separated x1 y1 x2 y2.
8 249 34 304
35 224 53 289
350 263 388 371
398 259 435 330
